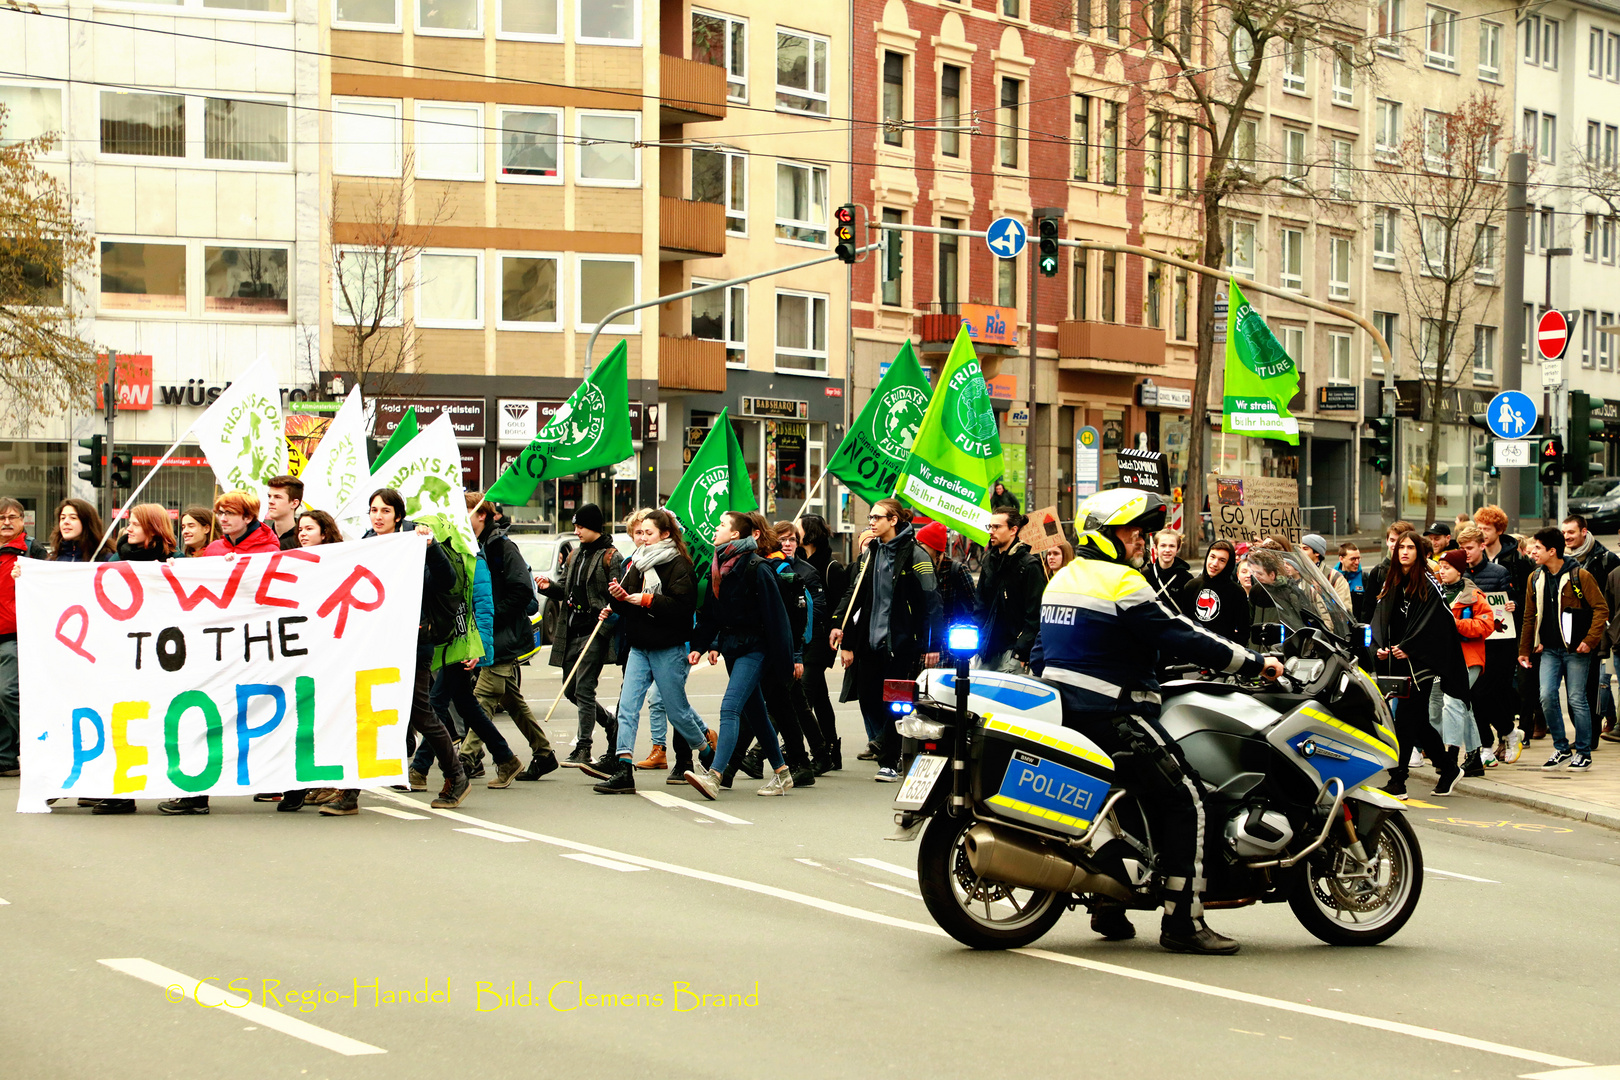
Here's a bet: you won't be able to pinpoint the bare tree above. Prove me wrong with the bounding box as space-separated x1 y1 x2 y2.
1569 144 1620 218
0 104 99 417
1361 92 1509 524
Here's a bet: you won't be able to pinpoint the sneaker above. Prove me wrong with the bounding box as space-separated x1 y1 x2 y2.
874 767 901 783
857 742 880 762
489 756 524 789
319 791 359 816
1383 776 1408 801
516 753 559 781
307 788 340 805
667 762 694 785
757 766 794 796
685 766 721 801
158 796 210 815
1431 770 1460 797
252 792 282 803
579 753 621 781
593 762 637 795
1408 750 1427 769
635 745 667 771
1480 747 1499 769
459 753 486 779
1502 729 1525 764
738 747 765 781
1601 728 1620 744
408 769 428 791
91 798 136 815
432 774 471 809
562 744 592 768
1542 750 1574 770
789 766 817 788
1569 753 1593 771
1461 750 1485 778
276 790 307 812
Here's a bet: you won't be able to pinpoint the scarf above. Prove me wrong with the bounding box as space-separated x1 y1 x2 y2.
710 535 758 598
632 537 680 595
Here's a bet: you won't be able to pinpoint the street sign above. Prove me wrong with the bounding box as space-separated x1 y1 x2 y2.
1542 359 1564 389
1494 439 1531 468
1075 425 1101 497
985 216 1028 260
1485 390 1538 439
1537 309 1571 360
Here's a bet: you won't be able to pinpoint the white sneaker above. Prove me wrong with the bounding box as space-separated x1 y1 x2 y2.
684 767 720 801
875 767 901 782
1480 747 1498 768
1502 728 1525 764
757 766 794 796
1408 750 1427 769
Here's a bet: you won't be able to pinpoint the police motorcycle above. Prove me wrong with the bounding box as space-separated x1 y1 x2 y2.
884 544 1421 951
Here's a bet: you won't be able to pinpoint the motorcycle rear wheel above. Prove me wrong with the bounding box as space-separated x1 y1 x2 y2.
917 814 1065 950
1288 813 1423 946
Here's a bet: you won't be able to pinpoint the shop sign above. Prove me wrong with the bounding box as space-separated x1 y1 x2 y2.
738 396 808 420
1140 380 1193 411
986 374 1018 400
498 399 539 443
1316 385 1358 411
95 354 154 411
825 386 844 398
1008 407 1030 427
459 449 482 491
155 381 320 408
961 304 1018 347
372 397 486 440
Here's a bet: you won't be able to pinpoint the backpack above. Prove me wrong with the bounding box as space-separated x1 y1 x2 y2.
423 538 470 646
770 558 814 647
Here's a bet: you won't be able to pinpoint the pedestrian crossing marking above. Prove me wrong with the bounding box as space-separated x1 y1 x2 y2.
454 827 529 843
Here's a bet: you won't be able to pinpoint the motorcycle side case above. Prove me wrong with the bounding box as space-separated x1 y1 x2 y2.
917 669 1066 727
969 710 1116 840
1266 701 1400 792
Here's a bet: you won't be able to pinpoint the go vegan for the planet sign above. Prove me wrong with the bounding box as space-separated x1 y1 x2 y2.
13 535 427 812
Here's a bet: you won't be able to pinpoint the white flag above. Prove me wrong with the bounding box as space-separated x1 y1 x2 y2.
190 358 287 504
299 387 369 539
370 413 477 548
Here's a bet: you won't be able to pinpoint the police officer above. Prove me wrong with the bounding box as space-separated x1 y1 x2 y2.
1033 489 1282 955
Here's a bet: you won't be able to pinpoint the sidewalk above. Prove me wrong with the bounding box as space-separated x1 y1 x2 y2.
1420 744 1620 831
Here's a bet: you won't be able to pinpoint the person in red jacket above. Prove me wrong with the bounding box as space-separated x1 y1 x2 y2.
201 491 282 557
0 496 47 777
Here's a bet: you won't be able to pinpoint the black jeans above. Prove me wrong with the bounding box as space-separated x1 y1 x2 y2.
563 628 617 753
801 657 838 755
1388 679 1450 784
855 648 919 770
1474 640 1518 743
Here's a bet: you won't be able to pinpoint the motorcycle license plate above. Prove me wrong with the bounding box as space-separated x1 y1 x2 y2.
894 755 948 810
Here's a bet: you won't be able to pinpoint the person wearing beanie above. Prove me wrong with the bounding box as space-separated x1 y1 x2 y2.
1299 532 1355 614
973 509 1044 672
536 503 624 769
916 520 978 628
1435 547 1495 781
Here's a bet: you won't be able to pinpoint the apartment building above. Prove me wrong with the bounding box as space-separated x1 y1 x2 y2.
0 0 321 522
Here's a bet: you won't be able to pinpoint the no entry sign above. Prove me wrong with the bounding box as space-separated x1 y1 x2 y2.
1537 309 1571 360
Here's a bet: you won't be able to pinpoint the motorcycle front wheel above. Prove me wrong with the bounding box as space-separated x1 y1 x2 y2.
917 813 1065 950
1288 812 1424 946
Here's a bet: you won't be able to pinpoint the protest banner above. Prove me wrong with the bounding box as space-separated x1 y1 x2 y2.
1482 591 1516 641
370 414 479 549
14 535 427 811
190 357 288 503
826 340 931 506
1117 447 1168 494
666 408 756 569
1018 506 1067 552
1207 474 1303 546
1221 279 1301 444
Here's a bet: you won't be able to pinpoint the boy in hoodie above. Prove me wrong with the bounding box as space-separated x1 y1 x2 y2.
1457 524 1518 764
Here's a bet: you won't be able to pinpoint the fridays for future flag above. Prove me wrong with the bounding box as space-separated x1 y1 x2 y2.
298 387 369 538
827 340 932 505
485 340 634 504
894 324 1004 545
190 357 287 503
666 408 757 569
1222 279 1301 445
370 413 478 549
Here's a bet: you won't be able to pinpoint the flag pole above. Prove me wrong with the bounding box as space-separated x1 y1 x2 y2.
540 560 635 725
792 466 833 527
89 426 193 559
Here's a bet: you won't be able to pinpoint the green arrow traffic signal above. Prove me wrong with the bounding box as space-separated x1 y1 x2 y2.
1037 215 1061 278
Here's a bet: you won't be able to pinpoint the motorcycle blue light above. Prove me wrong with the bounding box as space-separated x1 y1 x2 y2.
889 701 914 714
947 624 979 652
1364 626 1373 647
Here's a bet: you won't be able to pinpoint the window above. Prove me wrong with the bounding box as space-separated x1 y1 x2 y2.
418 0 478 35
333 98 401 177
1003 0 1021 16
1423 109 1450 169
0 84 62 146
775 289 827 372
497 254 560 331
1179 0 1194 52
1102 100 1119 184
1540 113 1557 163
1473 224 1498 284
1145 261 1162 328
577 111 639 185
1236 116 1258 174
997 258 1017 308
1479 21 1502 81
203 246 288 315
1593 26 1605 77
1426 6 1458 70
1284 128 1308 185
414 102 482 180
1583 309 1597 367
777 28 830 115
1174 268 1189 339
1073 250 1089 319
1606 124 1619 168
1175 121 1190 193
1587 213 1598 260
500 0 560 40
579 0 637 44
1146 113 1164 194
1473 325 1496 383
1478 126 1499 177
1375 98 1402 161
1421 216 1453 275
692 280 746 366
1543 18 1560 70
940 66 963 157
881 208 904 306
335 0 398 30
416 251 482 328
100 241 186 312
1331 139 1353 198
100 92 184 158
775 161 828 245
498 108 561 181
576 256 639 332
999 78 1021 168
1 238 63 307
1419 318 1453 377
882 52 907 147
1604 313 1616 370
1106 0 1121 42
1329 332 1353 384
333 247 401 329
1373 207 1399 270
1076 0 1091 33
1100 252 1117 321
939 219 960 313
693 9 748 103
1377 0 1404 54
1332 46 1354 105
1283 35 1308 93
1072 94 1091 180
1279 227 1304 290
1147 0 1167 50
1329 234 1351 299
204 98 287 163
1541 206 1555 252
1523 14 1540 64
1372 312 1397 374
1605 216 1616 263
1610 33 1620 81
1226 219 1256 278
692 146 746 234
1281 326 1305 370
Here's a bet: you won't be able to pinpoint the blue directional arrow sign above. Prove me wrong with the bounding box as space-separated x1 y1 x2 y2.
1486 390 1538 440
985 216 1028 260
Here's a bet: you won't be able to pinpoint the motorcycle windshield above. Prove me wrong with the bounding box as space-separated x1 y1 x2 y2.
1252 550 1355 642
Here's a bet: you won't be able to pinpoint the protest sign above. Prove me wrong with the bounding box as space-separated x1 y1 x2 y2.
15 535 427 811
895 324 1004 545
1482 591 1516 642
1207 474 1303 546
1018 506 1067 552
827 341 931 505
1117 447 1168 493
300 387 370 539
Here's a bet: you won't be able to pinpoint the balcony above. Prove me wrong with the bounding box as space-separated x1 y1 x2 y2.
661 54 727 124
1057 320 1167 368
658 336 728 394
916 312 962 349
660 197 726 260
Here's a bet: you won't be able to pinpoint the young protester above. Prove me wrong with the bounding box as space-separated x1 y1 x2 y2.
296 509 344 548
915 520 979 628
1434 550 1495 786
796 513 845 772
1143 530 1193 603
264 474 305 550
47 499 108 563
536 503 622 769
1180 540 1250 644
1456 524 1519 764
976 511 1044 671
775 519 835 775
1043 540 1075 578
202 491 281 557
178 506 220 557
1335 543 1371 623
1299 533 1354 613
1476 505 1539 741
1519 527 1608 771
115 504 177 563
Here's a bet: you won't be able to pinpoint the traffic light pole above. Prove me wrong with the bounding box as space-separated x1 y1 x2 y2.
102 350 117 524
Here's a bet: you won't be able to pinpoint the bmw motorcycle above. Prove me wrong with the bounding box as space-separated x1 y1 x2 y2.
887 550 1423 950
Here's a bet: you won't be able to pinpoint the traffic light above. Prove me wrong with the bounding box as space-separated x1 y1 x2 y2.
109 451 133 490
1473 439 1497 478
1539 436 1565 486
1037 214 1061 277
1569 391 1606 486
834 204 859 265
1369 416 1394 475
76 434 104 487
881 224 902 282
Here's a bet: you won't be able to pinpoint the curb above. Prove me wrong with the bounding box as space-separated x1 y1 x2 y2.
1448 773 1620 832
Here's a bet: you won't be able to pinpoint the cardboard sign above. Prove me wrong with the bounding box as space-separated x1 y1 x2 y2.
1482 590 1516 641
1207 474 1302 546
1019 505 1066 552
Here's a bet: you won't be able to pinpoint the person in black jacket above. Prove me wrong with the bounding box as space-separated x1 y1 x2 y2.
974 511 1043 671
537 503 623 769
46 499 111 563
1143 530 1193 613
830 497 945 782
990 481 1020 514
796 513 845 771
915 521 978 626
1561 513 1619 743
1475 505 1539 740
1361 520 1416 605
1179 540 1250 644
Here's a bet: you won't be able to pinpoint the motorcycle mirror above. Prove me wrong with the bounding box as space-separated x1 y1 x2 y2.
1256 622 1288 648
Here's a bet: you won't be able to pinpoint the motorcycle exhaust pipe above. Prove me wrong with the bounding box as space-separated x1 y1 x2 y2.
964 823 1131 902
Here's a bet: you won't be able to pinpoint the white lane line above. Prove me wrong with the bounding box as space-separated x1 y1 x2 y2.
636 789 753 825
865 880 924 900
852 857 918 881
1521 1066 1620 1079
454 827 529 843
97 958 386 1057
367 792 1589 1070
794 858 823 867
561 853 648 873
0 897 9 905
1428 868 1502 883
364 806 429 820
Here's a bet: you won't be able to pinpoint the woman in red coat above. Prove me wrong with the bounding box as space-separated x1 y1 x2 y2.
201 491 282 557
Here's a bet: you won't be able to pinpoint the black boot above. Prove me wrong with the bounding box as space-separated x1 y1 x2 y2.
580 751 621 781
276 790 307 812
517 752 559 780
669 731 695 785
1160 918 1240 955
829 737 843 771
593 759 637 794
1090 901 1135 941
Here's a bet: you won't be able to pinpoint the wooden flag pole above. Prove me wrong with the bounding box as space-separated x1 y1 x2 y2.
541 557 634 724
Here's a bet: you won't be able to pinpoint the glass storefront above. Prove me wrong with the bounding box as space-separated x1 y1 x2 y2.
0 441 216 534
1399 420 1488 522
0 441 70 535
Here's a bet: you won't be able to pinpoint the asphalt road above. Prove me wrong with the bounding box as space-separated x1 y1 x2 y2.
2 661 1617 1080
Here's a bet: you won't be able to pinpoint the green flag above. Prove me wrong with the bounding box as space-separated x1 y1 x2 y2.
667 408 755 568
1222 279 1300 445
485 340 635 504
894 324 1004 545
827 340 932 505
371 406 418 474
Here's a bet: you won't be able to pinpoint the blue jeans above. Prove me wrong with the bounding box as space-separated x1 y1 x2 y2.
1538 646 1594 755
1430 668 1482 752
647 683 668 747
715 651 784 773
614 646 709 758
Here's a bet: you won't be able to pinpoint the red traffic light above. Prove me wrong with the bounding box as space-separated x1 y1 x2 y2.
835 205 856 225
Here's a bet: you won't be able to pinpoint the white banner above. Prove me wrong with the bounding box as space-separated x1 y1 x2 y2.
14 535 427 811
300 387 369 539
370 413 477 549
190 357 288 505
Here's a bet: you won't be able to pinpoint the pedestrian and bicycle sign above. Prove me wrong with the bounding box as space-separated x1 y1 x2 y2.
1485 390 1537 440
1493 439 1531 468
1537 309 1571 360
985 216 1027 260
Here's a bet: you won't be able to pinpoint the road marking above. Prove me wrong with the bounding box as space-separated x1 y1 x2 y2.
366 791 1589 1070
0 897 9 905
1427 868 1502 883
794 858 823 867
97 958 386 1057
1521 1067 1620 1079
865 880 923 900
454 827 529 843
561 853 648 873
364 806 428 820
637 789 753 825
1404 799 1446 808
852 857 918 881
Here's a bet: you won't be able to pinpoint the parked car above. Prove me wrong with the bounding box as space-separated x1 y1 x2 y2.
508 532 636 645
1569 476 1620 533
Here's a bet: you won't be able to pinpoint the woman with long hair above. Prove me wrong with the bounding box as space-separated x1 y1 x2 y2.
796 513 845 769
296 509 344 548
1042 540 1075 579
179 506 220 556
114 504 177 562
48 499 108 562
1180 540 1249 643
